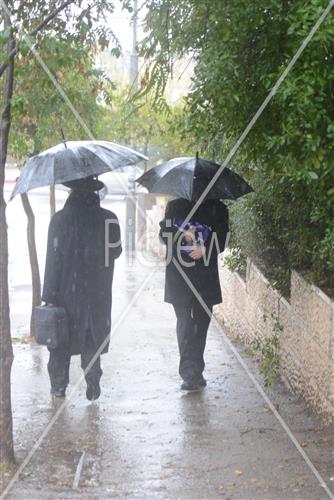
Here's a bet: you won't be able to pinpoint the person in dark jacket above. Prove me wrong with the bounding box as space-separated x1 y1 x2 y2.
42 176 122 400
159 198 229 391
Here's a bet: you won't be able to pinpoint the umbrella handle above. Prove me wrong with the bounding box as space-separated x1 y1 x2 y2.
61 128 67 149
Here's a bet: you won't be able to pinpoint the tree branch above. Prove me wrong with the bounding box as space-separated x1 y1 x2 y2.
0 0 75 78
0 0 15 464
0 2 15 184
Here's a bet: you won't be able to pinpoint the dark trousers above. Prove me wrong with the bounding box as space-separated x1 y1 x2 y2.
47 334 103 390
173 300 213 383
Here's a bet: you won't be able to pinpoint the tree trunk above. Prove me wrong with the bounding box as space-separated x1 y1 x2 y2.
50 184 56 217
0 2 15 464
20 193 41 337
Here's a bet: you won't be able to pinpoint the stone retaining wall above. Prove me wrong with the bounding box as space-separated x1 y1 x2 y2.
216 260 334 424
146 204 334 424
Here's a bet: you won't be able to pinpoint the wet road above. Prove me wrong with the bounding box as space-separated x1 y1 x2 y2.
2 189 334 499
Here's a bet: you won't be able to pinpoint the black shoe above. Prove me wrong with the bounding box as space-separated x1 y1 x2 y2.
86 380 101 401
51 387 66 397
198 376 207 387
180 381 200 391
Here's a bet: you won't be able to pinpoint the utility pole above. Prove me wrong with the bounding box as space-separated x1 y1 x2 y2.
130 0 138 88
125 0 138 252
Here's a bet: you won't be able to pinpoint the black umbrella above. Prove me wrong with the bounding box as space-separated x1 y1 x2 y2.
10 140 147 199
136 155 254 201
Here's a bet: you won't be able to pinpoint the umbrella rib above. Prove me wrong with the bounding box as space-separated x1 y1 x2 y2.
10 141 147 198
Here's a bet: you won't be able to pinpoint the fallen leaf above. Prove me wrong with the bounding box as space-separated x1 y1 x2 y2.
235 469 243 476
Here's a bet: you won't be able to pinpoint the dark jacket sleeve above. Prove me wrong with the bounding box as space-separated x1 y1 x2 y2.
42 215 62 304
208 202 229 255
159 201 179 245
105 212 122 260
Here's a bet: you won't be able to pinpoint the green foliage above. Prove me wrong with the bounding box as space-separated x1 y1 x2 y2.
251 335 280 387
1 0 122 51
0 460 16 474
140 0 334 295
249 314 283 386
0 27 11 45
0 0 126 159
223 247 247 276
97 86 191 163
5 0 187 169
9 37 114 159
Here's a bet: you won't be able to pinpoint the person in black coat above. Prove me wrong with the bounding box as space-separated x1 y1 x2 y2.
42 176 122 400
159 198 229 391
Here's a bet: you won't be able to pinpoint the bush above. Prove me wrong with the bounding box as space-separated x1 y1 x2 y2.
141 0 334 297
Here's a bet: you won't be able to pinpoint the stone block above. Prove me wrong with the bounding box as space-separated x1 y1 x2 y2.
297 337 332 397
279 298 293 342
326 364 334 403
280 348 303 392
291 271 332 353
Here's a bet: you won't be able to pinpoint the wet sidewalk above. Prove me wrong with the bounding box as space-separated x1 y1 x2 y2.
3 253 334 499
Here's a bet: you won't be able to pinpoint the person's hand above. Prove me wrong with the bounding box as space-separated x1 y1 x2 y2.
189 244 206 260
184 226 196 242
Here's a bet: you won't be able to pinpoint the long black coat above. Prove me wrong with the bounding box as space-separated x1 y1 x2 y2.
42 191 122 355
159 198 229 307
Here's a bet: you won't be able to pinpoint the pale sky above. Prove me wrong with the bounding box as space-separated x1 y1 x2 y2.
102 1 194 102
109 0 146 53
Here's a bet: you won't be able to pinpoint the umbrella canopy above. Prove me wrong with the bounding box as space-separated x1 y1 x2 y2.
136 156 254 201
10 140 147 199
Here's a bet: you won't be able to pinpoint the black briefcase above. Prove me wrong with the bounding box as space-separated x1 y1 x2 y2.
34 306 69 349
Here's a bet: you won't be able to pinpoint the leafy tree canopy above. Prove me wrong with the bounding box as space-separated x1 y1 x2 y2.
140 0 334 294
0 0 125 54
97 86 191 163
9 36 114 159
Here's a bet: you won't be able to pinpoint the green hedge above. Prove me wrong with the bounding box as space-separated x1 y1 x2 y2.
141 0 334 296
